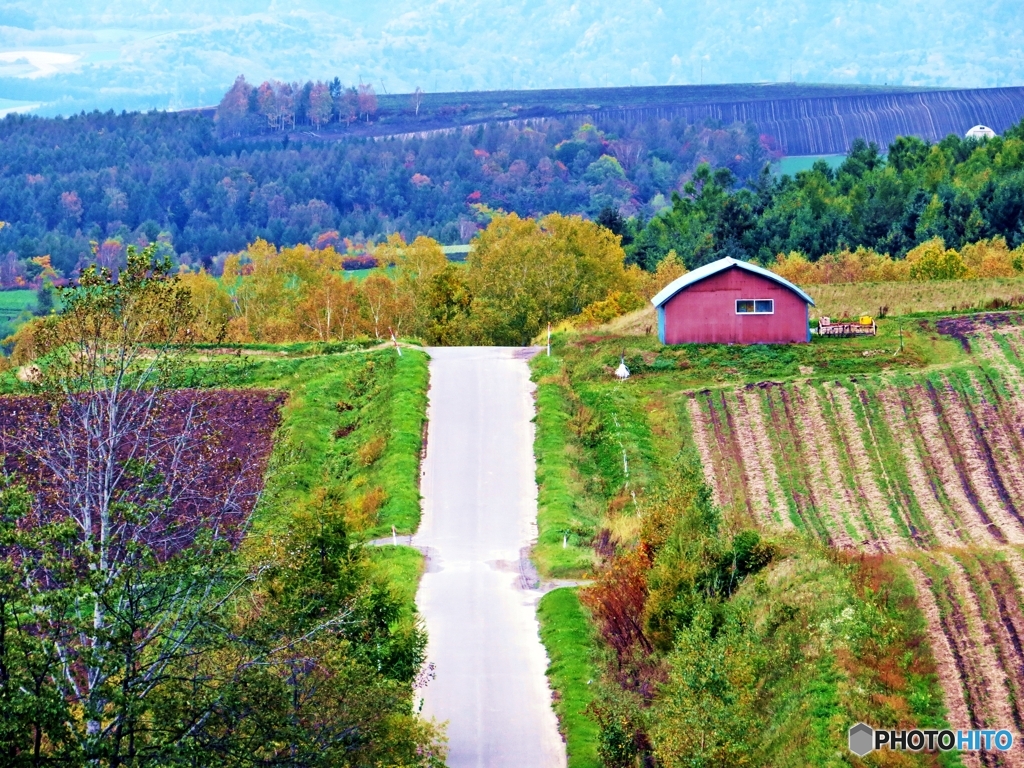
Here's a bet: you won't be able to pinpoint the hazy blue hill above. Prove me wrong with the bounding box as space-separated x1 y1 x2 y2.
1 0 1022 115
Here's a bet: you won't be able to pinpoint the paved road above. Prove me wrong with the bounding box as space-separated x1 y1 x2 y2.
414 347 566 768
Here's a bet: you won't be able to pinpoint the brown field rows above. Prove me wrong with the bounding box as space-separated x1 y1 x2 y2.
682 312 1024 756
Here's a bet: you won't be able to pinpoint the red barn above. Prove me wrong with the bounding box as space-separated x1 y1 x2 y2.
651 256 814 345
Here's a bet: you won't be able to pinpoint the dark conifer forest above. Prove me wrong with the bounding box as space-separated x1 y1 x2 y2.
0 107 766 279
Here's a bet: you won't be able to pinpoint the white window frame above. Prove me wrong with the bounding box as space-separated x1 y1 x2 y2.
735 299 774 315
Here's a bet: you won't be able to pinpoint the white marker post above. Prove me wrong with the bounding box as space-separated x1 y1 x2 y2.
390 328 402 356
392 524 398 546
547 323 551 356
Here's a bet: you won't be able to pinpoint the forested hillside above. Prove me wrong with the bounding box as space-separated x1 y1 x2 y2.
0 108 766 276
3 92 1024 291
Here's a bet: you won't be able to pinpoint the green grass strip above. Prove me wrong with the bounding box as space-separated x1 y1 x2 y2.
537 588 602 768
374 349 430 536
532 355 595 578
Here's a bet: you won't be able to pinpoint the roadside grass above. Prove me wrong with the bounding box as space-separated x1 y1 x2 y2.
376 350 430 537
218 349 428 539
537 588 602 768
366 544 426 616
532 354 598 577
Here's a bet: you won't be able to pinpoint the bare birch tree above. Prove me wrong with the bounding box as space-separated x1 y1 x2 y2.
0 245 263 763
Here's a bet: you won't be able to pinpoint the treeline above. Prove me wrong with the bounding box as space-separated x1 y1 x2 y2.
0 107 765 282
165 213 665 348
773 235 1024 284
215 76 388 135
627 122 1024 270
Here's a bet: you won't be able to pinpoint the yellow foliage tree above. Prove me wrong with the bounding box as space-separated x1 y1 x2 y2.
771 251 821 285
465 212 632 344
178 269 233 342
295 272 362 341
960 237 1022 278
361 269 413 340
906 238 969 280
642 251 687 300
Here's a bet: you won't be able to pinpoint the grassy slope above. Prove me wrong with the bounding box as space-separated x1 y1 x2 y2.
180 348 431 642
206 348 429 539
537 588 602 768
531 314 974 766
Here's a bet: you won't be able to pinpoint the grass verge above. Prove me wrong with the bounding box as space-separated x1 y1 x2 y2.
367 544 426 613
537 588 602 768
532 354 597 577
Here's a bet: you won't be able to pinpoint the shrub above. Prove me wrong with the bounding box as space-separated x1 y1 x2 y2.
906 238 969 280
357 435 387 466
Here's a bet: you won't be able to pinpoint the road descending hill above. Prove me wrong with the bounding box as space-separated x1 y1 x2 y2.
414 347 565 767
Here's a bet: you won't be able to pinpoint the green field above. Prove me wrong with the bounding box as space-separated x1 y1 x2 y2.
771 154 846 177
0 289 36 322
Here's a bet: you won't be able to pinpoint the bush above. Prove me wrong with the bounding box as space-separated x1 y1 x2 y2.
358 435 387 466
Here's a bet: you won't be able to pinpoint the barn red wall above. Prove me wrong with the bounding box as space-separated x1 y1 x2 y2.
661 267 810 344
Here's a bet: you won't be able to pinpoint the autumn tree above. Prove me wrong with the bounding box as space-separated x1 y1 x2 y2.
296 271 362 340
358 83 378 122
308 80 333 130
361 269 412 340
179 267 233 341
375 234 448 336
423 263 472 345
256 81 279 130
905 237 969 280
466 212 632 344
215 75 253 137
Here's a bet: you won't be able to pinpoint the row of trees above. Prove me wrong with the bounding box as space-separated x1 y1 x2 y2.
772 235 1024 285
176 213 647 347
0 246 444 765
216 76 387 137
627 122 1024 270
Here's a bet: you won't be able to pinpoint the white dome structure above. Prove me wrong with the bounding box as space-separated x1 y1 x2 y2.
966 125 997 139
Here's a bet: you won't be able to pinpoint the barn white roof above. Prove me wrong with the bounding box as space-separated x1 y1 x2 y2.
966 125 997 139
650 256 815 308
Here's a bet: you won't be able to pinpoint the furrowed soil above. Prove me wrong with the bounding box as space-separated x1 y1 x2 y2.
535 312 1024 765
677 314 1024 762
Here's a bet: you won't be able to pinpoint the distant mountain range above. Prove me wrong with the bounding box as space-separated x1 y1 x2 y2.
0 0 1022 116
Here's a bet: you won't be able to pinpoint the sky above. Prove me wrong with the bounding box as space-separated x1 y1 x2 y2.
1 0 1022 115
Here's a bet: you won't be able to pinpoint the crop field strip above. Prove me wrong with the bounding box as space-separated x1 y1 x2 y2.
676 313 1024 754
907 549 1024 768
685 376 1024 549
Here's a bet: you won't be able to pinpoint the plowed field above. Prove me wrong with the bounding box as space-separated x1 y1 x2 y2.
683 313 1024 763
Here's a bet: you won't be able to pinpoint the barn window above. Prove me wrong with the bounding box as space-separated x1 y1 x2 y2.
736 299 774 314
